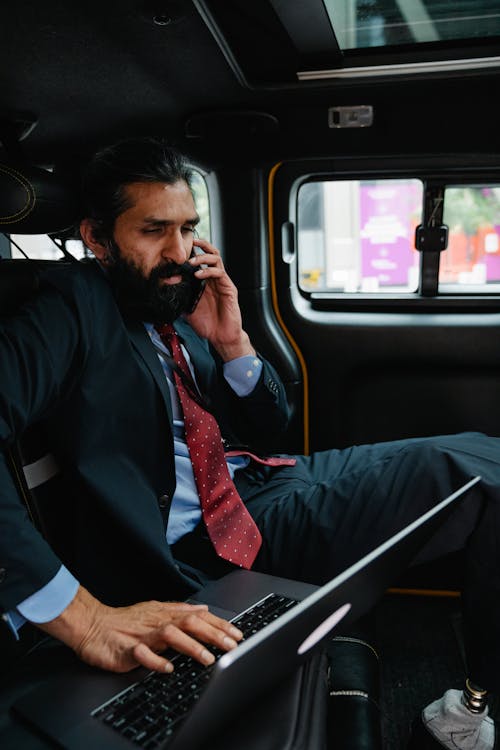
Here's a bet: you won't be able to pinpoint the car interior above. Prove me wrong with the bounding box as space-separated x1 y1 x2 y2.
2 1 500 748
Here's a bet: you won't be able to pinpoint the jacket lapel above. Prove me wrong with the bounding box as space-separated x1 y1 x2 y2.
174 319 216 396
126 319 174 425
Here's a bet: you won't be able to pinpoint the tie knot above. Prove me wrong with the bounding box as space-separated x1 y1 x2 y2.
155 323 175 341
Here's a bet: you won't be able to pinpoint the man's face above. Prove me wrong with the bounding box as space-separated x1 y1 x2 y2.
106 181 202 322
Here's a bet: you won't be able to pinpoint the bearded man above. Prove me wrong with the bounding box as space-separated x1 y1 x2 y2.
2 137 500 749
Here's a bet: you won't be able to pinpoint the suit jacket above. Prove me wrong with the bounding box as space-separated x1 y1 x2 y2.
0 262 290 613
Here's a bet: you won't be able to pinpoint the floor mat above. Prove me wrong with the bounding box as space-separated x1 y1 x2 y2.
375 594 466 749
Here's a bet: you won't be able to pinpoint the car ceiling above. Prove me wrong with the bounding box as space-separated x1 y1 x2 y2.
1 0 500 171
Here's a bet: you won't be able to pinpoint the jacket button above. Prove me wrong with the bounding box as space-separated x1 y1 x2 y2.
0 568 6 584
268 379 279 393
158 494 170 510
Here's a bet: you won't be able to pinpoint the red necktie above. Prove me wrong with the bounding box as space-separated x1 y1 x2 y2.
156 323 264 569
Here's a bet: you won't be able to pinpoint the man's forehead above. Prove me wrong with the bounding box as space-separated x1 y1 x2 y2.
122 180 196 217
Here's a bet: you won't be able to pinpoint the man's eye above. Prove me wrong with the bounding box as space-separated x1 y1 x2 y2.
182 226 196 234
142 227 161 234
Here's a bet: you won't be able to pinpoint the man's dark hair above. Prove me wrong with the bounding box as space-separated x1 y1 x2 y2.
81 136 193 242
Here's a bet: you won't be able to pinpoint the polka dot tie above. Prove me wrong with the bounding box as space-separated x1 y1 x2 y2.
156 324 263 569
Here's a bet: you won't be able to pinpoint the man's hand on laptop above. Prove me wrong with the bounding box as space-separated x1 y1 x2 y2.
37 585 243 674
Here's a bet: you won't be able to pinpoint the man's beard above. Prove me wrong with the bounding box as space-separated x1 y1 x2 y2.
105 241 204 323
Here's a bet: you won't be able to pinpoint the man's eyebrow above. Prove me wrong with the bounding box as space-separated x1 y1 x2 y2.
142 216 200 226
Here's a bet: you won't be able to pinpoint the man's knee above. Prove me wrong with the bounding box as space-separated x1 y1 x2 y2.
396 433 497 481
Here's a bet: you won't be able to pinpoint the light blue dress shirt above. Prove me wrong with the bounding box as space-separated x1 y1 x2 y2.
5 324 262 637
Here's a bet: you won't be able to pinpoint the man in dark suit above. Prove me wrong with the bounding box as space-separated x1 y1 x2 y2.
1 137 500 748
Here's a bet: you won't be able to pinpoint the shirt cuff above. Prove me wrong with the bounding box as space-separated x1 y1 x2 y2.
16 565 80 624
223 355 263 397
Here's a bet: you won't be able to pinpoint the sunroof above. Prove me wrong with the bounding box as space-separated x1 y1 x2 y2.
323 0 500 51
195 0 500 86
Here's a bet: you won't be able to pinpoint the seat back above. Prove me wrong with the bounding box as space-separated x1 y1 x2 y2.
0 159 78 654
6 427 63 545
1 260 67 544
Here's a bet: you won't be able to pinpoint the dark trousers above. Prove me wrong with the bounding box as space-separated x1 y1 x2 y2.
175 432 500 692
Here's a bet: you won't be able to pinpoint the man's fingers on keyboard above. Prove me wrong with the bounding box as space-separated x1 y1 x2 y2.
133 642 174 674
166 608 241 647
178 616 239 652
156 624 216 667
202 611 243 641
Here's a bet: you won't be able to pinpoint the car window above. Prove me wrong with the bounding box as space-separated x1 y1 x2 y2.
439 185 500 292
297 178 422 293
9 235 87 261
191 170 211 242
297 177 500 297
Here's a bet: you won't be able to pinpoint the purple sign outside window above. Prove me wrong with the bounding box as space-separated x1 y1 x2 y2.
360 182 421 287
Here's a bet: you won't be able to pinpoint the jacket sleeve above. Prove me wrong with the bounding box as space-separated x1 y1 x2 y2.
175 319 292 451
230 355 291 447
213 348 292 453
0 273 90 611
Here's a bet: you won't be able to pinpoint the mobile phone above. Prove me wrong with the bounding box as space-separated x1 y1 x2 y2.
186 247 206 313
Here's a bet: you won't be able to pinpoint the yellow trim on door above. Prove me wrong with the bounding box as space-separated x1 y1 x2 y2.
267 162 310 455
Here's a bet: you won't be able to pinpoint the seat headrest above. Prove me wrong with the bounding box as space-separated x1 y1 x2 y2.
0 162 78 235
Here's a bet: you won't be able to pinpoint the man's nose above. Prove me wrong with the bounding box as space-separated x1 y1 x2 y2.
161 231 189 264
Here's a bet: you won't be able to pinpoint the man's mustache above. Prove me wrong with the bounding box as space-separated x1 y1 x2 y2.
156 261 195 280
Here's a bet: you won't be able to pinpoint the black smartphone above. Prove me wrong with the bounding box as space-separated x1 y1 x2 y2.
185 247 206 313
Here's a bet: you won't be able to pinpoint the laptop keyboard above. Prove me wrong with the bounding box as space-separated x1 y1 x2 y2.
92 592 298 748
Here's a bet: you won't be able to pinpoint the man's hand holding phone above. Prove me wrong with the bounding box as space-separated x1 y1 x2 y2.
186 239 256 361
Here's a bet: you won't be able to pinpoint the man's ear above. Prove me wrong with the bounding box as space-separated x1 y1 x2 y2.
80 219 113 264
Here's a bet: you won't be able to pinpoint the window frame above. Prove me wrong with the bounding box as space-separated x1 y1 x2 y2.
273 156 500 314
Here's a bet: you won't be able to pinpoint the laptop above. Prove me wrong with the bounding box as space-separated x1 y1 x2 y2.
13 475 481 750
